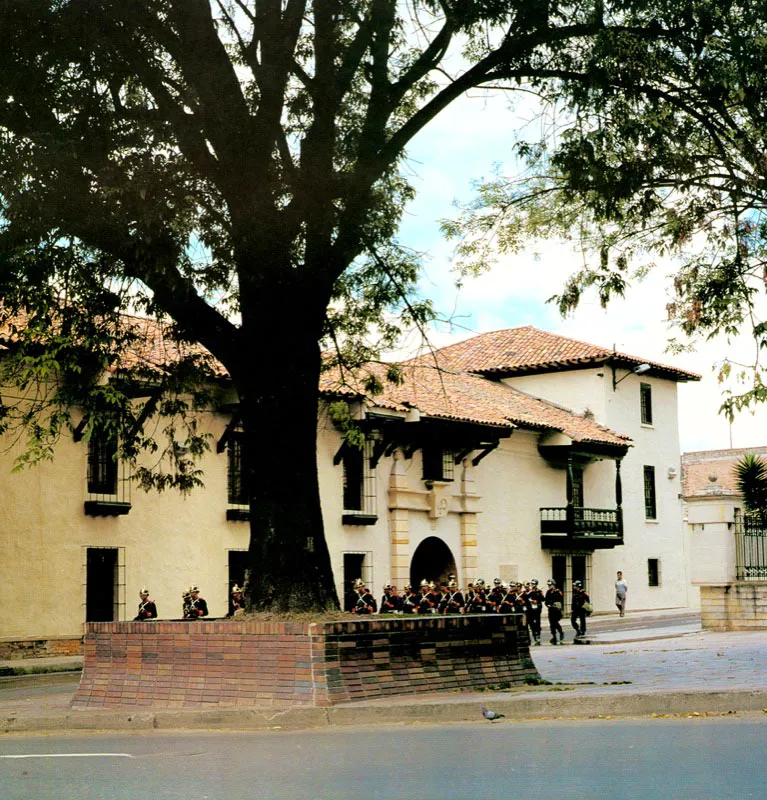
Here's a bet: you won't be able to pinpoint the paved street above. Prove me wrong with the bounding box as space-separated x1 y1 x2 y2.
3 719 767 799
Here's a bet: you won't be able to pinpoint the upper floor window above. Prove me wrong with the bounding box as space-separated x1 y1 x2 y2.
640 382 653 425
422 446 455 482
342 438 377 524
226 433 249 521
227 433 248 506
643 465 657 519
572 465 584 508
88 433 118 495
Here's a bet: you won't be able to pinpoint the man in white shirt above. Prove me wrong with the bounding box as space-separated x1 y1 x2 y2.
615 571 628 617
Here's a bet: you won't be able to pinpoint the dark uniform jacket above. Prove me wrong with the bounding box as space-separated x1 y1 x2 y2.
187 596 209 618
134 599 158 621
544 587 564 618
380 592 402 613
353 590 377 614
525 588 545 616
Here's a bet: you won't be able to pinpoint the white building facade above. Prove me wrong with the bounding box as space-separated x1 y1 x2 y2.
0 326 699 642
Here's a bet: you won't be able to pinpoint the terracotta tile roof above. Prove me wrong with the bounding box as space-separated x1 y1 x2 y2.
681 446 767 498
422 326 700 382
320 361 631 449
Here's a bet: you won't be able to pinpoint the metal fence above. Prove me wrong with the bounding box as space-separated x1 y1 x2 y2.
735 513 767 580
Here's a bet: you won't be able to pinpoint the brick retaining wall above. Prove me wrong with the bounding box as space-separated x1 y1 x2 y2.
73 614 537 709
0 636 83 660
701 582 767 631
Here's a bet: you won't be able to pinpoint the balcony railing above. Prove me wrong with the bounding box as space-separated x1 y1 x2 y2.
540 506 623 549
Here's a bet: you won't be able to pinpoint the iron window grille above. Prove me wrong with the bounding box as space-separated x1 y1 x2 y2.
422 446 455 482
227 433 249 521
640 382 653 425
85 434 131 515
342 438 377 523
643 465 657 519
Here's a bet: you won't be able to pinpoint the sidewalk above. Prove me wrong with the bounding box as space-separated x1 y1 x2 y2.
4 611 767 733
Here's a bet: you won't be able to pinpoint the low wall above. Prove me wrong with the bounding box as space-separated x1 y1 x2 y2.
0 636 83 660
701 582 767 630
73 614 537 709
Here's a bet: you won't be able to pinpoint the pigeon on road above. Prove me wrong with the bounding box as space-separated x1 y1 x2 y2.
481 706 505 722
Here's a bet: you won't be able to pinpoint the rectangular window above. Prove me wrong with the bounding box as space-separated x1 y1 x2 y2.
572 466 584 508
648 558 660 587
422 446 455 482
644 465 657 519
88 433 118 495
227 434 248 506
640 382 653 425
342 439 377 523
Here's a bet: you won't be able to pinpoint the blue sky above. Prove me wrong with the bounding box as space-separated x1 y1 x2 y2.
390 90 767 455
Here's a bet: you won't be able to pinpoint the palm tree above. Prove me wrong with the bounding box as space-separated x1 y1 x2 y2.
733 454 767 523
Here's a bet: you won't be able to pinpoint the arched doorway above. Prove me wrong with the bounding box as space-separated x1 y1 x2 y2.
410 537 457 587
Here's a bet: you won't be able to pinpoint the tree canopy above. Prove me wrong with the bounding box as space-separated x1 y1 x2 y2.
443 2 767 421
2 1 767 610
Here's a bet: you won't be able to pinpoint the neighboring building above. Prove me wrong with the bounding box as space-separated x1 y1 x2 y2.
0 325 700 642
682 447 767 584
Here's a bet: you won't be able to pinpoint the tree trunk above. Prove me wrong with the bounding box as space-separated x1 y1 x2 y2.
232 298 339 613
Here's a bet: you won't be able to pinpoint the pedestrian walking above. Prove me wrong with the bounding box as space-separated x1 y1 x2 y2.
615 570 628 617
570 580 590 637
544 579 565 644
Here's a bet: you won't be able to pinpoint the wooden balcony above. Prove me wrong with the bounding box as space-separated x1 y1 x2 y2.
540 506 623 550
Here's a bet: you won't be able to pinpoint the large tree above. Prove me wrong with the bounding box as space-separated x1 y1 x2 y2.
1 1 765 611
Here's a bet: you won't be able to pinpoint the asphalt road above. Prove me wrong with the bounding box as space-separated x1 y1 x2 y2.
2 717 764 800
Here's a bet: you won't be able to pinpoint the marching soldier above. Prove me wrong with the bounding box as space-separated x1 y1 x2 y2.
472 579 488 613
544 579 565 644
443 579 464 614
487 578 505 612
380 583 401 613
351 578 377 614
401 584 419 614
497 583 518 615
134 587 158 621
571 580 590 638
525 578 545 645
186 585 209 619
417 579 439 614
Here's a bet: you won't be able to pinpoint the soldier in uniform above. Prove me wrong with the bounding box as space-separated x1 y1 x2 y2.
544 579 565 644
496 583 517 614
186 585 209 619
472 579 488 613
351 578 377 614
401 584 419 614
380 583 401 613
525 578 545 645
227 584 245 617
442 579 464 614
181 588 192 619
571 580 590 638
134 587 158 621
417 579 439 614
487 578 505 612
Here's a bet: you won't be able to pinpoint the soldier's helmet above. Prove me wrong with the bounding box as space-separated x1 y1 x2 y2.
448 580 457 589
190 585 199 594
493 578 502 586
231 584 243 595
547 579 555 586
139 587 149 596
383 583 393 591
476 578 485 586
420 579 429 587
573 580 583 588
531 579 539 586
447 573 456 582
404 584 412 591
353 578 365 589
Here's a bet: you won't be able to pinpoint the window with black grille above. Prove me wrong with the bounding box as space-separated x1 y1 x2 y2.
342 439 377 523
88 433 118 495
227 433 248 506
643 465 657 519
640 382 653 425
422 446 454 482
648 558 660 587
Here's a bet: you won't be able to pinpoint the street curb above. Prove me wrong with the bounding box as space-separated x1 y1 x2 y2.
3 688 767 733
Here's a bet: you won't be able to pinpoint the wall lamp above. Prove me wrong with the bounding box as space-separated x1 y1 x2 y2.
612 362 651 390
